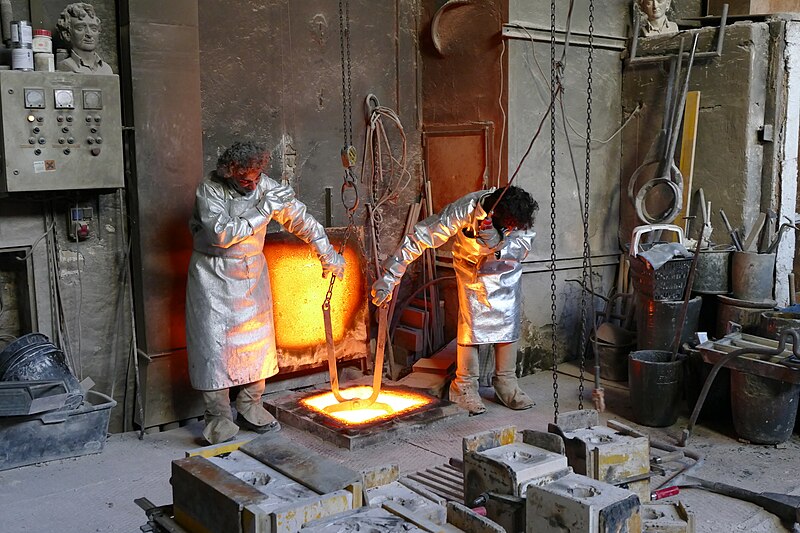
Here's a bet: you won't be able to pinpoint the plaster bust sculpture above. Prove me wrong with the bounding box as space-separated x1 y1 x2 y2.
637 0 678 37
56 2 113 74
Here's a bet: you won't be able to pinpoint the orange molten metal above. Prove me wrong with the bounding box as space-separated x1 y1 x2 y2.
300 386 432 425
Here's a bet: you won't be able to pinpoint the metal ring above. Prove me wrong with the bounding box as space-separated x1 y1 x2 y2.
634 177 683 224
341 180 359 214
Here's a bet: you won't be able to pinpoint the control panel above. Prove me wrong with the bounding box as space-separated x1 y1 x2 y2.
0 71 123 192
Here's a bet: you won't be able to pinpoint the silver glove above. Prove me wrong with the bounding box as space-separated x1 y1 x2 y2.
257 184 296 216
371 276 394 306
320 250 345 280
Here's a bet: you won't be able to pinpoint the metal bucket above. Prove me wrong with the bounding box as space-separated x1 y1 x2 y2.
592 334 634 382
715 295 775 338
629 350 683 427
731 251 775 302
758 311 800 340
693 246 733 294
730 370 799 444
635 295 702 351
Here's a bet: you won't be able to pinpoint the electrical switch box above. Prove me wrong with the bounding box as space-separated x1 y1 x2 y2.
67 206 93 241
0 71 123 192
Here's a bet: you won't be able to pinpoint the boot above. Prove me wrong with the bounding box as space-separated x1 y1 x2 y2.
493 342 534 410
451 344 486 415
202 389 239 445
235 380 280 433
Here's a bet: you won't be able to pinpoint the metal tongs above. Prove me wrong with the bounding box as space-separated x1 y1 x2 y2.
323 303 392 414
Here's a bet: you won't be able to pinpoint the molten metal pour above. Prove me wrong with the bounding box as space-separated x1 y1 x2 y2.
323 304 392 414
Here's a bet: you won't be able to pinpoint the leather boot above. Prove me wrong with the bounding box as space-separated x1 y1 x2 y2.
235 380 280 433
202 389 239 445
450 344 486 415
493 342 534 410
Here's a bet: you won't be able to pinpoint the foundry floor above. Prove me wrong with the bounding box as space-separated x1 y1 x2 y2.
1 365 799 533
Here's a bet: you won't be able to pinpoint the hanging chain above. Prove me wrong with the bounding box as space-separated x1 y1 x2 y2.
549 0 559 424
325 0 360 315
575 0 594 411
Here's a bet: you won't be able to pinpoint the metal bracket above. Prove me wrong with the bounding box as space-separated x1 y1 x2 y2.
627 4 728 65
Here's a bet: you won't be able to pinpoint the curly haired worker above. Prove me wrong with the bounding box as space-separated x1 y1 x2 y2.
186 142 345 444
372 186 538 415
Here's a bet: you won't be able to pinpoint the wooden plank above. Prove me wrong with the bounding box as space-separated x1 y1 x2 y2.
678 91 701 235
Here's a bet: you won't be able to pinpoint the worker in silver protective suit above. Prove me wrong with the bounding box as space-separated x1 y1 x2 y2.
186 142 345 444
371 186 537 415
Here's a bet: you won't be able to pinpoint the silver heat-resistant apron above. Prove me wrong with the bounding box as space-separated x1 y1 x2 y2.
379 191 535 345
186 172 335 390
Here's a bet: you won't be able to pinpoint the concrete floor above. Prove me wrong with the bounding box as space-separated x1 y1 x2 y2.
0 367 798 532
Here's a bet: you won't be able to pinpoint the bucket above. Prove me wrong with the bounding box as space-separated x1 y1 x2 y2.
730 370 799 444
731 251 775 302
592 335 634 382
715 295 775 338
628 350 684 427
0 333 82 409
635 295 702 351
758 311 800 340
693 246 733 294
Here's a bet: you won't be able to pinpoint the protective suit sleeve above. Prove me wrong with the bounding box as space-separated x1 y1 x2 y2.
372 194 476 305
195 181 269 249
272 196 344 278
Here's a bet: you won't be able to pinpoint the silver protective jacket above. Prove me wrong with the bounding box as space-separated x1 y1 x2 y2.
186 172 337 390
379 191 535 344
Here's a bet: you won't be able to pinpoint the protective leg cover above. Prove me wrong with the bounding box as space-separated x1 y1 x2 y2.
235 379 279 432
450 344 486 415
493 341 534 410
202 388 239 445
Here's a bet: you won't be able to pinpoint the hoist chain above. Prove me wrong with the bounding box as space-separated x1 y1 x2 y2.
575 0 594 411
549 0 559 424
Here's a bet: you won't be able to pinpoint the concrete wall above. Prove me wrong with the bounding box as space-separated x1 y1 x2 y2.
504 0 629 370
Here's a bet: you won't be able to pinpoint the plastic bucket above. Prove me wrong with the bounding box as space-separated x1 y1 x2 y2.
628 350 683 427
0 333 82 409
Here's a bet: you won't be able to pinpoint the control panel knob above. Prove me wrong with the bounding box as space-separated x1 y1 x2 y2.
58 138 65 144
57 116 64 123
62 126 69 133
28 137 35 144
87 138 94 144
38 138 46 144
90 127 97 134
66 116 73 123
95 137 102 144
36 116 44 123
34 149 41 155
94 116 101 123
67 138 74 144
85 116 92 122
64 148 71 155
32 127 40 134
90 147 101 156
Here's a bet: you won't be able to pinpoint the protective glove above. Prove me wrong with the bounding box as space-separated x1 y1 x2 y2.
257 184 296 216
371 276 396 307
320 250 345 280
